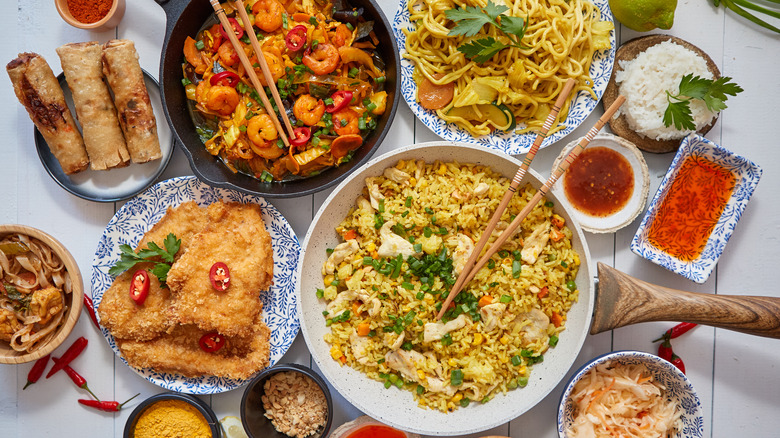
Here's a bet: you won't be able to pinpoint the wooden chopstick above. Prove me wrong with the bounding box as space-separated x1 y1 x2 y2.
436 95 626 320
208 0 291 147
436 78 577 320
233 0 296 139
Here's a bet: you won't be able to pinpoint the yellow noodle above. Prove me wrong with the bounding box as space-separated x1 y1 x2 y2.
403 0 610 136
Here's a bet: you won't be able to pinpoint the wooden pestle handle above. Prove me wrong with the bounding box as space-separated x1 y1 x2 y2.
592 262 780 338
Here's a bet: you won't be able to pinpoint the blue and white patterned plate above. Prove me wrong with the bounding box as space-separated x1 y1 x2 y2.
557 351 704 438
392 0 616 155
91 176 301 394
631 134 762 283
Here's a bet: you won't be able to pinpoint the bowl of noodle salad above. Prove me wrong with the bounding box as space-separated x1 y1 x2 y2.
557 351 704 438
0 225 83 364
392 0 616 155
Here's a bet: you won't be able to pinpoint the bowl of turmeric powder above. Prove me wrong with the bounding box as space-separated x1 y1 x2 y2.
124 392 221 438
54 0 126 32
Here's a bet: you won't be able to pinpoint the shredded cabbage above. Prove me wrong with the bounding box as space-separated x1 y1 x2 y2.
566 361 682 438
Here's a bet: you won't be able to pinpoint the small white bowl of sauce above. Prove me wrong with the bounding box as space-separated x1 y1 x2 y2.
631 134 762 283
552 133 650 233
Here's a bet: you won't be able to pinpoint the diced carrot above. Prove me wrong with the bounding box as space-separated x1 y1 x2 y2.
343 229 358 240
292 13 311 22
331 134 363 159
478 295 493 307
550 228 565 242
551 214 565 229
551 311 563 327
352 301 362 316
538 286 549 299
357 322 371 336
339 355 347 364
371 250 379 259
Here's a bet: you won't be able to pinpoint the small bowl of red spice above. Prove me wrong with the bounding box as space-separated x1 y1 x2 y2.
631 133 762 283
55 0 126 31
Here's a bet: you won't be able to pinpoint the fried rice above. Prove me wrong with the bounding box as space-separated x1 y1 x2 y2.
320 160 580 412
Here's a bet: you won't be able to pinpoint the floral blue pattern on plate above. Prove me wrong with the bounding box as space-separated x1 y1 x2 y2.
557 350 704 438
91 176 301 394
391 0 616 155
631 134 762 283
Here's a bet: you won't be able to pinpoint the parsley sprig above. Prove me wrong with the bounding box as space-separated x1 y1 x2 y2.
445 1 529 63
663 74 743 131
108 233 181 287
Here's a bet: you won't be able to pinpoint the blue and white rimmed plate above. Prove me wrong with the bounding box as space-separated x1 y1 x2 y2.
631 134 762 283
557 350 704 438
392 0 616 155
91 176 301 394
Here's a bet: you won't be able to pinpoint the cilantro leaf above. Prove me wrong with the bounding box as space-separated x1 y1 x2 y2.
483 1 509 20
677 74 711 100
703 76 743 112
663 100 697 131
445 5 495 37
164 234 182 261
150 263 172 287
459 37 510 64
108 233 181 286
498 15 528 38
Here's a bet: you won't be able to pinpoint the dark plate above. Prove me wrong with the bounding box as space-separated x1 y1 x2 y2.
34 70 174 203
157 0 400 198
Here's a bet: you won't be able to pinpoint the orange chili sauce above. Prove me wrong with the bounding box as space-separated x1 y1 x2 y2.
346 425 407 438
646 155 737 261
563 147 634 217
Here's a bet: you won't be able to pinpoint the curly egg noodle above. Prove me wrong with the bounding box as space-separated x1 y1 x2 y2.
403 0 613 136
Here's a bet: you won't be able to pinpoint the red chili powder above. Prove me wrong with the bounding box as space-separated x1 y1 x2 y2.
67 0 112 24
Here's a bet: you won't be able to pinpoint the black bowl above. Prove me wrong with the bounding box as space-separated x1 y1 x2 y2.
241 364 333 438
157 0 400 198
123 392 221 438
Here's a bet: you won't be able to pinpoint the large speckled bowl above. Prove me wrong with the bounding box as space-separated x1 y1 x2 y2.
296 142 595 436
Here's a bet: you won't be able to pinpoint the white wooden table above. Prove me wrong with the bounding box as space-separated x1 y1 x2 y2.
1 0 779 436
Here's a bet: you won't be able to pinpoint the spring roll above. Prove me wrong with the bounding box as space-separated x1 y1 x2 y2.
101 39 161 164
6 52 89 174
57 42 130 170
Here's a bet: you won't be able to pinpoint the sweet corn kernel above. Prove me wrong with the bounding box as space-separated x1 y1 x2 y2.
409 177 417 186
330 346 342 361
518 365 528 375
417 370 426 381
500 335 510 345
452 393 463 403
365 242 376 252
437 164 447 175
500 355 509 364
396 160 405 169
448 358 458 367
447 402 455 412
323 275 335 285
473 333 484 345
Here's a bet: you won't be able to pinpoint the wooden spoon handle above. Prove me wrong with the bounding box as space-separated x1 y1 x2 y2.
592 263 780 338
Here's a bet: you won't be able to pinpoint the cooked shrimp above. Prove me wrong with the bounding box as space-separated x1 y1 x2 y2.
254 52 285 87
195 81 210 108
333 108 360 135
253 0 285 32
330 24 353 48
303 43 340 75
293 94 325 126
247 114 279 146
205 85 240 116
217 41 239 67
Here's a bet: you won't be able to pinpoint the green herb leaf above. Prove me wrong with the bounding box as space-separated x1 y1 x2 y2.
498 15 527 38
664 74 743 130
459 37 510 64
445 4 502 37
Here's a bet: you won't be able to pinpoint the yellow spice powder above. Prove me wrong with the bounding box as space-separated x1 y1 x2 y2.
133 399 212 438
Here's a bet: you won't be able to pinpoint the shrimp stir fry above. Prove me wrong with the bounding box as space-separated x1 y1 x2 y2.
182 0 389 181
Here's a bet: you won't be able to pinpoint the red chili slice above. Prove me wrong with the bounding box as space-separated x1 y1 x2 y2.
209 262 231 291
219 17 245 40
199 332 226 353
129 270 149 306
290 127 312 147
326 90 353 113
285 25 308 52
210 71 240 87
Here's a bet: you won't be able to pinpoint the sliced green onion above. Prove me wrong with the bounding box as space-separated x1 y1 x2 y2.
316 288 324 298
500 294 512 304
450 369 463 386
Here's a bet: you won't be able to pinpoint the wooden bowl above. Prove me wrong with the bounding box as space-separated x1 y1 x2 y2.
0 225 84 364
54 0 126 32
603 35 720 154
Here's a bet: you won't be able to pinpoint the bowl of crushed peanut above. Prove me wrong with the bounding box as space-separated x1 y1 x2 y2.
241 364 333 438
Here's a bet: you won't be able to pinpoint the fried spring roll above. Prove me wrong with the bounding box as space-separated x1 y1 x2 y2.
101 39 161 164
6 52 89 174
57 42 130 170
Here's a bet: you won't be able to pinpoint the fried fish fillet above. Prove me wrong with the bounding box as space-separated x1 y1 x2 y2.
167 202 274 337
98 201 208 341
116 320 271 380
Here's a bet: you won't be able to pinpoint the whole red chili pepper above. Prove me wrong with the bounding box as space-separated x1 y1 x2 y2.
52 357 99 400
657 334 674 362
23 354 50 390
652 322 698 342
83 295 100 329
46 336 88 378
79 393 140 412
671 353 686 374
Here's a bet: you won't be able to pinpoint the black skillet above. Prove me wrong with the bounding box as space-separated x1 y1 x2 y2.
153 0 400 198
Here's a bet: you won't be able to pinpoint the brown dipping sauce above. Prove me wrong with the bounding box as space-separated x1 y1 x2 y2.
563 147 634 217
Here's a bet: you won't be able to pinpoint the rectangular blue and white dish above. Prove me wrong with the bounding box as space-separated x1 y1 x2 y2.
631 134 762 283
